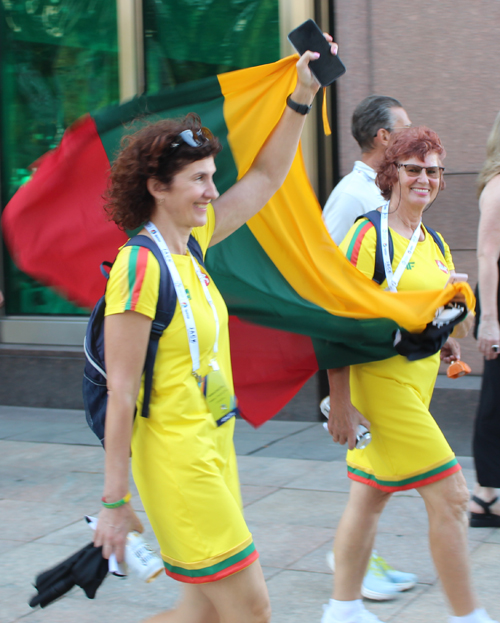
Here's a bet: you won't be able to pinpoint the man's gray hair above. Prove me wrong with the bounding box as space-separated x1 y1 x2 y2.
351 95 403 152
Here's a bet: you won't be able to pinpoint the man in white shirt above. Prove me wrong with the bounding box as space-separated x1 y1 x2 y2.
323 95 412 245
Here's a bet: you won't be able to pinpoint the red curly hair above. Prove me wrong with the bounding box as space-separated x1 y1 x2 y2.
105 113 222 230
376 126 446 200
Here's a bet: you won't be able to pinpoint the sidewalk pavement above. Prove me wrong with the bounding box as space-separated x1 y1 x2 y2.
1 394 499 623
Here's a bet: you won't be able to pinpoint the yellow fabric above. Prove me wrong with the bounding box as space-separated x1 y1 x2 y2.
342 220 455 288
105 205 251 569
218 55 474 333
321 87 332 136
340 222 458 486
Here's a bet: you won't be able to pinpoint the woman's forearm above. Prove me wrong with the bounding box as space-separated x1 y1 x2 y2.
477 254 499 321
327 366 352 406
102 390 137 501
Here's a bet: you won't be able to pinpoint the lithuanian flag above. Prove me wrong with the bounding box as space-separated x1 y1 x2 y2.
2 56 474 426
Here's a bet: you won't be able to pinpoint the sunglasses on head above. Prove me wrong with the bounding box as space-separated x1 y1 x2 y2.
397 163 445 179
170 127 213 150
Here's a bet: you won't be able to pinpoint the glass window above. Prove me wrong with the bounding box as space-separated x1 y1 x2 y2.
143 0 280 91
0 0 280 315
0 1 119 315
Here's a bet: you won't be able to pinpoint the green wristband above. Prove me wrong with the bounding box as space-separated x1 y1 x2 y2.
101 491 131 509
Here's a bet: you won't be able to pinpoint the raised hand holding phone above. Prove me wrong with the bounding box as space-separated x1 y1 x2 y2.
288 19 346 86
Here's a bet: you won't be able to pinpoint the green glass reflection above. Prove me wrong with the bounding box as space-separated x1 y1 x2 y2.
144 0 280 91
1 0 280 315
0 1 119 314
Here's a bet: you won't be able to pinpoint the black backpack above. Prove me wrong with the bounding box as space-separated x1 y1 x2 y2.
83 234 205 446
355 210 466 360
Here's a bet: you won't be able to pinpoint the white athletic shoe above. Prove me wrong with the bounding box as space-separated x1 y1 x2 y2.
326 550 418 601
326 551 400 601
449 609 499 623
321 599 387 623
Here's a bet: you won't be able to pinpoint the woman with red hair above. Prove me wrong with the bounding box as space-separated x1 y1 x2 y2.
321 127 495 623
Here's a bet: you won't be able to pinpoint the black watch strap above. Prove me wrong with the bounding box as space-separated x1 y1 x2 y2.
286 94 312 115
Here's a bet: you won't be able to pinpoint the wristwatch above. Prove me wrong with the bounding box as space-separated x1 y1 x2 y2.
286 94 312 115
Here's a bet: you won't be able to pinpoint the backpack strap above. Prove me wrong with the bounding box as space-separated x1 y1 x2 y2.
356 210 393 285
423 225 445 258
356 211 446 284
126 235 174 419
187 235 205 267
125 233 206 418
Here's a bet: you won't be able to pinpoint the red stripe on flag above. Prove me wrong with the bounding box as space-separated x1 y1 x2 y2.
2 114 127 309
229 316 318 427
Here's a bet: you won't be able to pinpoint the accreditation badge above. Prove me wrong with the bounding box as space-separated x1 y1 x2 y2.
199 363 239 426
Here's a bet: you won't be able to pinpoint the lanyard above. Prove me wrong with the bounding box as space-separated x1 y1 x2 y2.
145 222 219 378
380 202 421 292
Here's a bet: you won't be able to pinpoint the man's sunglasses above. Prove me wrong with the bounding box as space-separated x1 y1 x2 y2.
171 127 213 150
397 163 445 179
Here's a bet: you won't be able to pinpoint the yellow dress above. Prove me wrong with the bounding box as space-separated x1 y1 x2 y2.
105 204 257 583
339 218 461 491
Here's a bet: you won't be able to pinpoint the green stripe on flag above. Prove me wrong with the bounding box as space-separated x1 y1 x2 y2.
207 224 399 369
92 76 238 197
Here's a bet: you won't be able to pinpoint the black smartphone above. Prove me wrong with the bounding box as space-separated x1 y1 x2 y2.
287 19 346 87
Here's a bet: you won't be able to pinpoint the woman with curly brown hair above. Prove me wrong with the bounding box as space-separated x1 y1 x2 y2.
321 127 496 623
92 41 337 623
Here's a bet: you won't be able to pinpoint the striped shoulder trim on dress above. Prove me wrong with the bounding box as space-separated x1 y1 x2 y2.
345 219 374 267
125 246 151 311
347 456 461 492
162 537 258 584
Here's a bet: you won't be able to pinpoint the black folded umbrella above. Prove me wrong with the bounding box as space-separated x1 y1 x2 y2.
29 542 108 608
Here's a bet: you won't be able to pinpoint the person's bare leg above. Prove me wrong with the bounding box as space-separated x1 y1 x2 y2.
143 560 270 623
199 559 270 623
333 481 392 600
144 583 219 623
418 471 477 616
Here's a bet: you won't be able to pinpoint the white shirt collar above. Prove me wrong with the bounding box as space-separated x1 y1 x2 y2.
353 160 377 180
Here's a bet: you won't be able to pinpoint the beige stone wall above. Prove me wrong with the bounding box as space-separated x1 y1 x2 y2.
335 0 500 174
334 0 500 373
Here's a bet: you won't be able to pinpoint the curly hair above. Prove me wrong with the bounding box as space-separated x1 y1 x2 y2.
105 113 222 230
376 126 446 200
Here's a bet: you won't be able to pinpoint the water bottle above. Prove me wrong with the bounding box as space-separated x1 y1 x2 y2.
124 531 164 583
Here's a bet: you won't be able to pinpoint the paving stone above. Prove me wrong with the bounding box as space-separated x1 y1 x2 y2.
266 569 333 623
249 423 347 461
243 488 348 529
0 405 498 623
237 455 324 488
283 459 351 492
285 539 335 574
241 484 279 507
247 522 333 569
